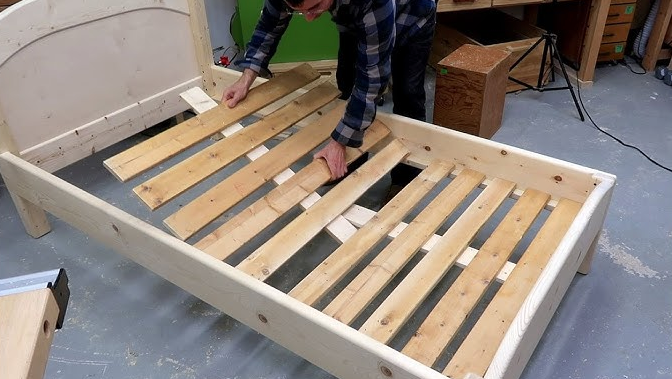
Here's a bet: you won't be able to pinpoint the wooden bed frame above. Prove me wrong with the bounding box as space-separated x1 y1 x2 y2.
0 1 616 379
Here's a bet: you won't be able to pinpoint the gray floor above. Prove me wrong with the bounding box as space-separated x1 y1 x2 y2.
1 63 671 379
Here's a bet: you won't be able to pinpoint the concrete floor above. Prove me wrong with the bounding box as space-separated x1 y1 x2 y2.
1 63 671 379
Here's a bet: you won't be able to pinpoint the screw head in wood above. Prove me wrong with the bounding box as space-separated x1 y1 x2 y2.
258 314 268 323
380 365 393 377
554 175 563 182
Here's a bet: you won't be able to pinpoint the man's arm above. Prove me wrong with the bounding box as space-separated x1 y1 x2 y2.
332 0 395 148
223 0 291 107
239 0 293 74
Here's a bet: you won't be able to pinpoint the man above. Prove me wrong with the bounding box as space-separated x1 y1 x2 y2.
223 0 436 200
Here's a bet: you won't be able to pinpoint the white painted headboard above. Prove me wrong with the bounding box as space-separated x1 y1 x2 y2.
0 0 203 172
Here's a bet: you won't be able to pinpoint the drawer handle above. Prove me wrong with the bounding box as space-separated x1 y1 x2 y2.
604 33 615 37
608 13 620 17
598 52 610 56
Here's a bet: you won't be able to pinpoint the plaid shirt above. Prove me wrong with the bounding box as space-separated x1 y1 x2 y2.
239 0 436 147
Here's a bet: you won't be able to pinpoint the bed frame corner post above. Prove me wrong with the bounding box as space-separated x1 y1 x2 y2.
578 174 615 275
0 111 51 238
187 0 216 97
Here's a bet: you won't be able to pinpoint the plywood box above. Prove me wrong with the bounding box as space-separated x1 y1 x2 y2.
434 44 511 138
431 9 551 92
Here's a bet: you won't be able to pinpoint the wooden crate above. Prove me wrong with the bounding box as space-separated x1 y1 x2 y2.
431 10 551 92
434 44 511 138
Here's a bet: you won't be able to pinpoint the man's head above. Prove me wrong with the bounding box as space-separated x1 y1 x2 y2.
284 0 333 21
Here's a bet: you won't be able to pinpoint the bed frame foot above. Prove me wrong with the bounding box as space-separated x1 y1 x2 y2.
578 229 601 275
7 191 51 238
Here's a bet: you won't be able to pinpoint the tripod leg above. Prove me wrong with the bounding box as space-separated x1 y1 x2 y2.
537 36 550 88
549 35 585 121
549 36 556 83
510 36 545 71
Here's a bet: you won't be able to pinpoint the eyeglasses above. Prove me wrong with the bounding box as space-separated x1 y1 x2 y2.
287 9 327 16
285 8 328 16
283 1 328 16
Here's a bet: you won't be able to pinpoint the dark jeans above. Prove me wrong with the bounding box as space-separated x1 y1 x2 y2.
336 17 436 186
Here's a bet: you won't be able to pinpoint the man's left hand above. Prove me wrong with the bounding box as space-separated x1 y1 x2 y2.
314 139 347 181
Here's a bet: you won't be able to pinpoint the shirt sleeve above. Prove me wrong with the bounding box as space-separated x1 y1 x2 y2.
238 0 292 74
331 0 395 148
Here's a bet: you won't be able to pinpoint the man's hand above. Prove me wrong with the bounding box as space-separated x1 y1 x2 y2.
314 139 347 181
221 68 258 108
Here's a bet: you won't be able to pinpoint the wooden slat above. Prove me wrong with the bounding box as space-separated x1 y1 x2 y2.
194 121 391 259
236 139 410 281
134 82 340 210
360 178 516 344
180 87 221 115
163 102 346 240
323 169 485 325
401 189 551 367
103 64 320 182
444 198 581 379
289 160 455 306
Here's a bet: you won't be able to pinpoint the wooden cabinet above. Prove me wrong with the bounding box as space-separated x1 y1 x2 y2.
539 0 636 67
599 0 636 60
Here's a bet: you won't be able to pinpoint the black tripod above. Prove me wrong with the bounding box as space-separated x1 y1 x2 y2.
508 32 585 122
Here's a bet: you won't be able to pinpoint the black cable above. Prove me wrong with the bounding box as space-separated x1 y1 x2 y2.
575 76 672 173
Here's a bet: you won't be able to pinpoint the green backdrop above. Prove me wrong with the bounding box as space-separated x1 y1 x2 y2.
233 1 339 64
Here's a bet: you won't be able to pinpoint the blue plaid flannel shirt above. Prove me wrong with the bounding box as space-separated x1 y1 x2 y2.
238 0 436 147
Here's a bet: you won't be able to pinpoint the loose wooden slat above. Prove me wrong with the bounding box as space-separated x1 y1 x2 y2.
444 198 581 379
289 160 455 306
236 139 410 281
360 178 515 344
103 64 320 182
323 169 485 325
163 103 346 240
401 189 551 367
134 82 340 210
176 87 357 247
193 121 391 259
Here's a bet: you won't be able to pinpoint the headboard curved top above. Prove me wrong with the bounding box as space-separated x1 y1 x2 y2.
0 0 202 171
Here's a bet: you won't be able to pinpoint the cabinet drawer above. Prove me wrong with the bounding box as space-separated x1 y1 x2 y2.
606 4 636 24
602 23 630 44
598 42 625 61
